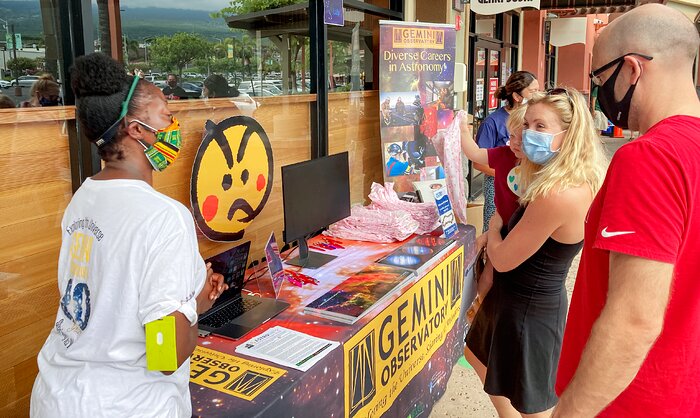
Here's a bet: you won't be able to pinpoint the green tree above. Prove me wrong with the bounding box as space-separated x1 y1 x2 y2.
149 33 211 77
212 0 304 17
8 57 36 81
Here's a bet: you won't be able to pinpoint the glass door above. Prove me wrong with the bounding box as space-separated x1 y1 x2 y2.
468 40 501 200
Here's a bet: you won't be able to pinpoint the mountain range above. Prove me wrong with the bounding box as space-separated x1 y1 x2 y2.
0 1 237 43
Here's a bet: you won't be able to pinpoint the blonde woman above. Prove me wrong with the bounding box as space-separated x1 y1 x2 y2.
464 88 607 418
21 74 61 107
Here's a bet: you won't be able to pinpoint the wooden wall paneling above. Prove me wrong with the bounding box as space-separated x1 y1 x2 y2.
0 112 73 417
155 98 313 263
328 91 383 205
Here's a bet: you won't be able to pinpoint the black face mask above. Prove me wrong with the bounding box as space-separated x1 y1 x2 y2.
596 62 637 129
39 96 62 107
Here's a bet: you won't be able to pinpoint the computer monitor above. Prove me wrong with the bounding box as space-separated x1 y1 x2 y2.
282 152 351 268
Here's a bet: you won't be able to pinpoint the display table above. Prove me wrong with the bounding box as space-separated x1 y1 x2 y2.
190 225 477 418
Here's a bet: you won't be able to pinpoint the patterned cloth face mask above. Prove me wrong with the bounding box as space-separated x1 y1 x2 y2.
134 117 182 172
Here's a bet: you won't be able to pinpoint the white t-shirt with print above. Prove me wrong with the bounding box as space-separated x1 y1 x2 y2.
30 178 206 418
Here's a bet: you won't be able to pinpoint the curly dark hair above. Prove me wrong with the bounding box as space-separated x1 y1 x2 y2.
496 70 537 108
70 52 152 162
203 74 239 98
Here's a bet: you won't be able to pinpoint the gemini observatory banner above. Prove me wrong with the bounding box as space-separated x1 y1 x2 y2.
378 21 456 193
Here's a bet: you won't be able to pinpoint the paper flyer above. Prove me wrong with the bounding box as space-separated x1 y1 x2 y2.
433 187 457 238
235 326 340 372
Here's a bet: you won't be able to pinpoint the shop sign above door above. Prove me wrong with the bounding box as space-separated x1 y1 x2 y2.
470 0 540 16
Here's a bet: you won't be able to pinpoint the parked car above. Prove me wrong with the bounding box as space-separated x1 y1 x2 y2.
181 82 203 98
11 75 40 87
238 81 282 95
240 87 277 97
0 80 11 89
183 72 204 79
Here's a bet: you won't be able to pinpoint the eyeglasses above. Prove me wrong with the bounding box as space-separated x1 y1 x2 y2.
589 52 653 86
95 75 141 148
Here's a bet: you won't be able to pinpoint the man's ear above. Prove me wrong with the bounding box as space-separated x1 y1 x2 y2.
624 55 644 85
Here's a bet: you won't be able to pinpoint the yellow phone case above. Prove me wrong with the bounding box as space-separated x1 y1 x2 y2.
145 316 178 371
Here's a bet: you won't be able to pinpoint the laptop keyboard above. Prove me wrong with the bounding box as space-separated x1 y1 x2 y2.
200 298 262 328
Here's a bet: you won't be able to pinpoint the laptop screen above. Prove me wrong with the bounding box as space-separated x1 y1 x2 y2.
206 241 251 309
264 232 285 298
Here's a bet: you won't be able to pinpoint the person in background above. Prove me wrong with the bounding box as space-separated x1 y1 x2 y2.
554 5 700 417
21 74 62 107
459 105 527 322
162 73 187 100
30 52 226 417
465 88 606 418
202 74 239 98
0 94 16 108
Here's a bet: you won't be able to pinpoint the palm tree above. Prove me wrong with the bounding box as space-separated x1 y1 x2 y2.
96 0 111 56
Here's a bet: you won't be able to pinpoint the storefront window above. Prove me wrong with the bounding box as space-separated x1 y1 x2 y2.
474 14 497 39
115 1 310 99
2 3 76 415
326 12 371 92
1 1 66 108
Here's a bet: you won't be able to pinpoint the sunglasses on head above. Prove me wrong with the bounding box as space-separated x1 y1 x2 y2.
589 52 653 86
546 87 574 107
95 75 140 148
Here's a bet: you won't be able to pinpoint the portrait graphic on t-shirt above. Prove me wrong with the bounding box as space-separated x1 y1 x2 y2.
56 217 104 348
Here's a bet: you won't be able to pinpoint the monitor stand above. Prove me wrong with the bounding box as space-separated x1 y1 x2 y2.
286 235 336 269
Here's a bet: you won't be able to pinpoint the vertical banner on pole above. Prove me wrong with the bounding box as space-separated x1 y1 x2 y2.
379 22 456 193
324 0 345 26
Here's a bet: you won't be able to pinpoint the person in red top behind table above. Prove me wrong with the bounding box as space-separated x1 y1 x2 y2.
553 4 700 417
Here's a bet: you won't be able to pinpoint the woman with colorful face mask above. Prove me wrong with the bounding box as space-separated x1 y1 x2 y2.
464 87 607 417
30 53 227 418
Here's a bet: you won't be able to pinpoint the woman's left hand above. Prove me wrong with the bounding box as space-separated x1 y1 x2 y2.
489 212 503 232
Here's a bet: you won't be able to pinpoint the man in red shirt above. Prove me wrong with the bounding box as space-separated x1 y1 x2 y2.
553 4 700 417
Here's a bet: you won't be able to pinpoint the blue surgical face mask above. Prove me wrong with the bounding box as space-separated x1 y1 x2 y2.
522 129 566 164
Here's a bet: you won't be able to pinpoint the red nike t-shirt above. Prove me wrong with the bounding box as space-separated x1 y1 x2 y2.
487 145 519 223
556 115 700 416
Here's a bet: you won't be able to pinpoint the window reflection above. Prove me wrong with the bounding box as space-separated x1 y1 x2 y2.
1 1 64 108
115 2 311 99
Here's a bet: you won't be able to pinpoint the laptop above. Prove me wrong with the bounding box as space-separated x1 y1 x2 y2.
263 232 287 297
198 241 290 340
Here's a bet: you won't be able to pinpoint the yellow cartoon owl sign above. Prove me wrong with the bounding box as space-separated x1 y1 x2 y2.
190 116 274 241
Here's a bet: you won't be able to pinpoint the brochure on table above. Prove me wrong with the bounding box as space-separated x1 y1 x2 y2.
303 264 415 324
433 187 458 238
235 326 339 372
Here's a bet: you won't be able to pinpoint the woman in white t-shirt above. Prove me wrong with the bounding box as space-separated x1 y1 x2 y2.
30 53 226 418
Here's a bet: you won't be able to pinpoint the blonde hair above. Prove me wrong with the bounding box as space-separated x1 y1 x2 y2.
30 74 60 102
506 105 527 138
519 88 607 204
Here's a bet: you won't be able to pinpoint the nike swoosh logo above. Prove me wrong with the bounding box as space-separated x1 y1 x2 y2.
601 227 635 238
